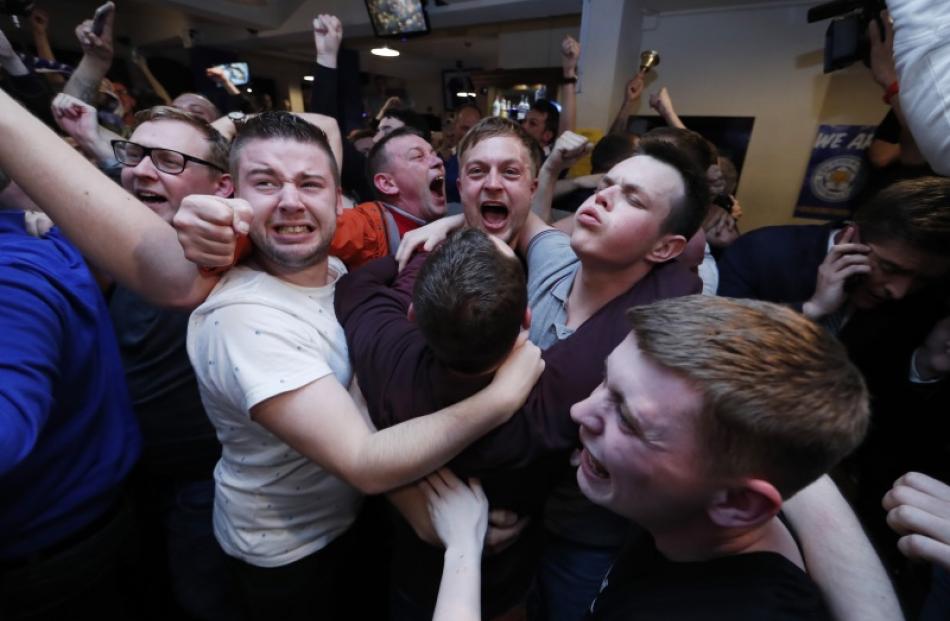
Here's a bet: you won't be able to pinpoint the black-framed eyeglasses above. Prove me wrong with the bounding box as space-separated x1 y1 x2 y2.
111 140 226 175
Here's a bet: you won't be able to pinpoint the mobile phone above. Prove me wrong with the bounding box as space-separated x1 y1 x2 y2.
91 3 112 36
213 62 250 86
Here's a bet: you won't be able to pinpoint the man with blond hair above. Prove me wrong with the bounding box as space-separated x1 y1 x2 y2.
575 295 870 619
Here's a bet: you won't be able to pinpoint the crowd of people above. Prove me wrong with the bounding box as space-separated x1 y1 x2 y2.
2 1 950 620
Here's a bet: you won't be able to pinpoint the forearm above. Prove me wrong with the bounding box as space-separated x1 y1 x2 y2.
349 386 514 494
77 124 121 166
559 82 576 135
135 62 172 105
433 542 483 621
388 484 440 545
0 90 213 310
31 30 65 87
64 57 109 104
530 164 561 222
609 99 636 135
784 476 902 621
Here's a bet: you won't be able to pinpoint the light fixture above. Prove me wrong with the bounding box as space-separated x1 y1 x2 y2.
303 75 315 82
246 87 253 93
455 91 477 98
371 45 400 58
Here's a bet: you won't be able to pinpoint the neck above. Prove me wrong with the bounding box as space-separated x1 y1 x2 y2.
653 516 803 569
566 259 653 329
250 255 331 288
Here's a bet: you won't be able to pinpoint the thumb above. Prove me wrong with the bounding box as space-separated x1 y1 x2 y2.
230 199 254 235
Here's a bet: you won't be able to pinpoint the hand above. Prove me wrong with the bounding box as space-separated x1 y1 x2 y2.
485 333 545 415
30 8 50 33
883 472 950 571
868 11 898 90
649 87 675 117
544 130 592 175
313 14 343 67
50 93 100 144
484 509 529 556
172 195 254 269
395 214 465 271
24 210 55 238
75 2 115 65
702 206 739 249
380 96 402 115
561 35 580 79
706 164 726 197
803 226 871 320
728 195 743 220
914 317 950 380
422 469 489 554
205 66 241 95
625 73 645 102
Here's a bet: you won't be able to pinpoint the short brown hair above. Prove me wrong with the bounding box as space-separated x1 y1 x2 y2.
229 111 340 186
627 295 869 498
456 116 543 177
133 106 230 173
854 176 950 256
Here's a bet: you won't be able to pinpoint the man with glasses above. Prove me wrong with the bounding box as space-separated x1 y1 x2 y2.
106 106 241 620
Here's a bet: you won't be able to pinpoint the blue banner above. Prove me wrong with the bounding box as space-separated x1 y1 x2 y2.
794 124 876 220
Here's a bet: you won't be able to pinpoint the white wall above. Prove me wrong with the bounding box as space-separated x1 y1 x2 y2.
638 3 888 231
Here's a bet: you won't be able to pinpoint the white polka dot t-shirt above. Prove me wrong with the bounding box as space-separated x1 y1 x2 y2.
187 257 362 568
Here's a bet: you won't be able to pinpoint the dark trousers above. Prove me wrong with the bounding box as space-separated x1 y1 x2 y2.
0 499 138 621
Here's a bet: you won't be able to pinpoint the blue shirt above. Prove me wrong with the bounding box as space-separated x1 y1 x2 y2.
0 211 141 559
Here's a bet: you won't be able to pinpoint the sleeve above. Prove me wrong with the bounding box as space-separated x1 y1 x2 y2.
308 63 339 119
0 267 63 474
330 205 389 270
525 229 577 299
194 303 334 412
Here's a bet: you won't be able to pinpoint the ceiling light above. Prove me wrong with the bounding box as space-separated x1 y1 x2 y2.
246 87 253 93
371 45 400 58
303 75 314 82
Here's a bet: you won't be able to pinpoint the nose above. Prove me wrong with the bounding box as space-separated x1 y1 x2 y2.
884 275 913 300
570 391 605 435
593 185 615 211
129 154 159 179
277 182 304 211
484 168 503 191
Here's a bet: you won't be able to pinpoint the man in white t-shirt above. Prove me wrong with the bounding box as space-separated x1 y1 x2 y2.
180 112 544 618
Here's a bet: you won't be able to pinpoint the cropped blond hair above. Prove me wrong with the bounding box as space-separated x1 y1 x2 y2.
627 295 869 498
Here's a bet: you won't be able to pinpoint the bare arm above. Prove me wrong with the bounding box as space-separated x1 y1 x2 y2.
784 475 903 621
558 35 579 136
530 130 592 223
649 87 686 130
251 340 544 495
51 92 122 165
63 2 115 105
609 73 645 135
131 50 172 105
0 87 217 309
28 9 65 88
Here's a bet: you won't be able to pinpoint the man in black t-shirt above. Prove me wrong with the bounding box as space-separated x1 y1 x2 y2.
575 296 870 620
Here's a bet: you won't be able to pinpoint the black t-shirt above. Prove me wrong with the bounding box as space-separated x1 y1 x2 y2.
109 285 220 479
586 535 831 621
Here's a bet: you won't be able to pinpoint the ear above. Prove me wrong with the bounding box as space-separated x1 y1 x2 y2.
335 186 344 217
523 306 532 330
407 303 416 323
645 233 687 263
529 176 539 198
374 172 398 198
213 173 235 199
706 479 782 530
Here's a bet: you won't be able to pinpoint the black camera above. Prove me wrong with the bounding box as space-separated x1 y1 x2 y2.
0 0 34 17
807 0 886 73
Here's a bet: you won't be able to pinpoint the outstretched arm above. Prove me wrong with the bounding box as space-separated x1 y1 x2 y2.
0 87 217 309
784 475 903 621
559 35 579 136
609 73 645 135
649 86 686 130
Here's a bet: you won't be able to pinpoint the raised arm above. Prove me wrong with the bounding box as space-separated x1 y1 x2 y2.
28 9 65 88
784 475 903 621
64 2 115 105
608 73 645 135
51 93 122 166
649 86 686 130
530 130 591 223
130 49 172 105
0 88 216 309
558 35 579 136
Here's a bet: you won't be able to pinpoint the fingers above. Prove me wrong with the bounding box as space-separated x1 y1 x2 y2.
231 198 254 235
886 503 950 545
883 484 950 520
893 472 950 501
897 534 950 569
488 509 518 528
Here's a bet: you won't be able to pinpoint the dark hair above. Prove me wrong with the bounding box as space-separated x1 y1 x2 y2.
530 99 560 142
366 126 428 199
641 127 718 171
632 140 709 239
591 134 638 174
855 177 950 255
381 108 432 143
413 228 527 374
457 116 543 177
229 111 339 185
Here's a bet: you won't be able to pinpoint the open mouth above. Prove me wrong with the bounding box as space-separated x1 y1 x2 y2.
136 190 168 205
581 448 609 479
429 175 445 200
480 202 509 229
273 224 314 235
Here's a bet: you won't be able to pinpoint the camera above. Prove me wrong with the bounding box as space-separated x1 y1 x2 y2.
0 0 33 17
807 0 886 73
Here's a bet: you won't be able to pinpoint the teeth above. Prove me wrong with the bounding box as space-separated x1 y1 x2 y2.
277 225 308 233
